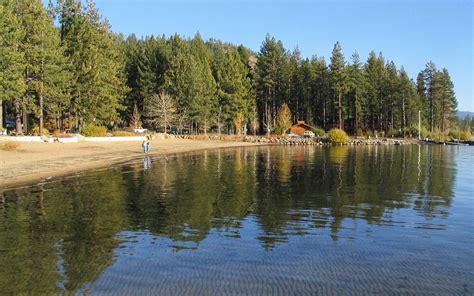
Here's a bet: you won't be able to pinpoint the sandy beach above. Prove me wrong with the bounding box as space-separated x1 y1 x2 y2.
0 138 260 189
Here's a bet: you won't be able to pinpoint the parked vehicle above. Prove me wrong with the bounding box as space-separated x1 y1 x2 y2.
304 130 315 138
5 118 15 128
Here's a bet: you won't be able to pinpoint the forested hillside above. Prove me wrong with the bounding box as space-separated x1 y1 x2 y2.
0 0 468 137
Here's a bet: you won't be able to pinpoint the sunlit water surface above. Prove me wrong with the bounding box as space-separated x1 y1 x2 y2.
1 145 473 295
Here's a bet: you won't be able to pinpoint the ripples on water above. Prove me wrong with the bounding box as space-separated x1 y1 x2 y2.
0 145 473 295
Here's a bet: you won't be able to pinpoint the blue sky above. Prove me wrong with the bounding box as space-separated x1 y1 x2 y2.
95 0 472 111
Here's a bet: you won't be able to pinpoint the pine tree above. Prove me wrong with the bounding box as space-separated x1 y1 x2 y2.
189 33 217 134
438 68 457 132
364 51 385 131
309 56 330 129
347 51 365 133
384 61 400 131
255 35 288 134
166 34 193 122
297 58 313 123
288 48 301 121
12 0 71 134
211 43 253 134
56 0 126 129
329 41 348 130
423 61 438 132
0 0 25 131
121 34 144 127
399 67 418 135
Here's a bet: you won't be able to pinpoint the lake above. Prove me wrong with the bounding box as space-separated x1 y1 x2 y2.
1 145 473 295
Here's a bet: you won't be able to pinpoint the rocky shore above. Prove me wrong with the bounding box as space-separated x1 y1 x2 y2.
170 134 410 145
243 136 408 146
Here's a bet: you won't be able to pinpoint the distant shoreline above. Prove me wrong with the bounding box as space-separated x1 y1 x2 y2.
0 139 262 190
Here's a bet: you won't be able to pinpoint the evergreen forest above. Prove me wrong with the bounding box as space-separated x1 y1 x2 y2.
1 0 471 138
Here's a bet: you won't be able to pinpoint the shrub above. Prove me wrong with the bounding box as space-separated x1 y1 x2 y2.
0 142 21 151
32 125 39 135
366 130 374 138
273 127 282 135
459 131 472 141
112 131 138 137
82 125 107 137
386 129 401 138
328 128 349 143
311 127 325 137
407 126 418 138
428 128 449 141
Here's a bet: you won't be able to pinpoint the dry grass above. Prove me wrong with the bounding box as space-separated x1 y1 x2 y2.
0 142 21 151
112 131 139 137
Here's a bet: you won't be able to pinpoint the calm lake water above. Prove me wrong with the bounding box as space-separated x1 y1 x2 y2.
1 145 473 295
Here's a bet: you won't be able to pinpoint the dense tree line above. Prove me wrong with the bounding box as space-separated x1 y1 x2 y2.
0 0 468 137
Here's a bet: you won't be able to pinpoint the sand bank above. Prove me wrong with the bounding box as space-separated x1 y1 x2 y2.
0 138 261 189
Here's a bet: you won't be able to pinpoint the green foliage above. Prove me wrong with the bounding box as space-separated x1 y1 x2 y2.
311 127 325 137
330 41 348 129
57 0 127 127
82 125 107 137
0 2 459 137
274 127 282 135
0 0 25 104
449 128 472 141
419 126 430 139
328 128 349 143
210 42 254 133
386 129 401 138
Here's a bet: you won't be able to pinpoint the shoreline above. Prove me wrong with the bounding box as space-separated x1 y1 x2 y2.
0 137 448 190
0 139 263 190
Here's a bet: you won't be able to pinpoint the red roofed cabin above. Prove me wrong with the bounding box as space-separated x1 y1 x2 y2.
290 121 314 137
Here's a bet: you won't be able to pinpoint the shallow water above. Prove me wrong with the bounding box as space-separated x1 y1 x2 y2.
1 145 473 295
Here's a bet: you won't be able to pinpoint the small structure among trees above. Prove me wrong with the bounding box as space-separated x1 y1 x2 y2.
290 121 316 137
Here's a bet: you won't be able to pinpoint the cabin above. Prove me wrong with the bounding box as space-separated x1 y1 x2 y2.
290 121 314 137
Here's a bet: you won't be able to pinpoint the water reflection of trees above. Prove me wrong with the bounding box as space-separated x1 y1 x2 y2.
0 170 128 294
0 145 457 292
252 145 455 246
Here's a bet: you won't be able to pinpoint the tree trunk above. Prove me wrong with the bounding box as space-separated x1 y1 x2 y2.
15 99 22 134
323 98 326 130
402 93 406 137
39 93 44 135
22 104 28 134
338 91 343 130
0 99 3 130
354 92 358 136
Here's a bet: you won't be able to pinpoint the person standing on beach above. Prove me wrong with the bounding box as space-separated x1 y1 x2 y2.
142 136 152 153
142 139 149 153
146 139 151 153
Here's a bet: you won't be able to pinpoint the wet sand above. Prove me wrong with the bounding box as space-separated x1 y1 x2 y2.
0 138 260 189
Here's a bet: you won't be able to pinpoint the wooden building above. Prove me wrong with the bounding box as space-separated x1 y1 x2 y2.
290 121 314 137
